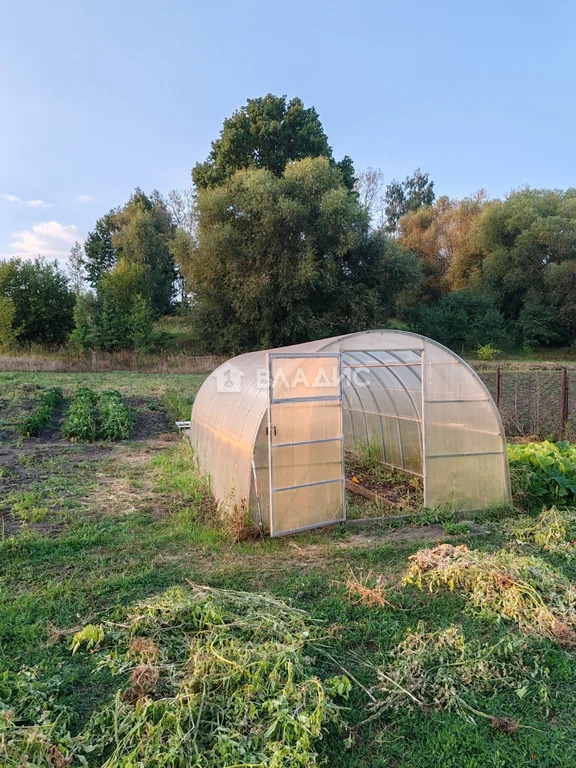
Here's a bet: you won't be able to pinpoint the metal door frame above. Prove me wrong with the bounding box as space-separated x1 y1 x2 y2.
268 352 346 537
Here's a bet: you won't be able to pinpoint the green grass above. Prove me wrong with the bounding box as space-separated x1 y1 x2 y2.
1 371 576 766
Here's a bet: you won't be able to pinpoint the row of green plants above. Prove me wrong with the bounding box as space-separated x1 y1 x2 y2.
508 440 576 509
17 387 63 436
62 388 132 442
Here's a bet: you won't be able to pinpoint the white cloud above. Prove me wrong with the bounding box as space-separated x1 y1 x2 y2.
5 220 82 263
78 194 94 204
3 194 50 208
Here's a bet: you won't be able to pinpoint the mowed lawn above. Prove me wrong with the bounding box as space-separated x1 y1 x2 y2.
1 371 576 767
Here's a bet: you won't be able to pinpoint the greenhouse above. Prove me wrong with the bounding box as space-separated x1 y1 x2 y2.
190 330 511 536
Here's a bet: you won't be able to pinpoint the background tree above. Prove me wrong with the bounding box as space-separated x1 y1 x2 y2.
93 291 128 352
397 192 487 304
184 157 414 353
473 188 576 342
109 189 176 315
68 241 86 295
0 296 18 352
355 167 386 230
129 293 155 352
384 168 435 233
0 258 75 346
410 291 505 352
83 212 118 287
192 94 355 191
68 295 95 352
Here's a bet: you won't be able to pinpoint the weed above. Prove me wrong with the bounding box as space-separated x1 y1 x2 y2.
8 491 49 523
371 623 550 725
506 507 576 557
442 521 470 536
335 566 395 608
404 544 576 646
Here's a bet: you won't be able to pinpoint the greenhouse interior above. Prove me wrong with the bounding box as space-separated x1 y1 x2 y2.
189 330 511 536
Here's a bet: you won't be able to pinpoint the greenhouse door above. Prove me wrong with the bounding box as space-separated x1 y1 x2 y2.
267 353 346 536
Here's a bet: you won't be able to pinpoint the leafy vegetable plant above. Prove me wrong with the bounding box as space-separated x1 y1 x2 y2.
61 387 98 442
508 440 576 509
98 389 132 441
18 387 63 437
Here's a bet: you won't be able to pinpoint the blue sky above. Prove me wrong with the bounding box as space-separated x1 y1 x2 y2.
1 0 575 265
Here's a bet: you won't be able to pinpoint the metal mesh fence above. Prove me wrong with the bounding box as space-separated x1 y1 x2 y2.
477 368 573 440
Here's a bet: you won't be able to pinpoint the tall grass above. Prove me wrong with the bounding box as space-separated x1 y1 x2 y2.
0 350 223 374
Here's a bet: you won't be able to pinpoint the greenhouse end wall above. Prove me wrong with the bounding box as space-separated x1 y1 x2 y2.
190 330 511 534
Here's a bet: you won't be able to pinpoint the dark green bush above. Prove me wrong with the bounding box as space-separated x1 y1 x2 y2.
62 388 98 442
98 390 132 441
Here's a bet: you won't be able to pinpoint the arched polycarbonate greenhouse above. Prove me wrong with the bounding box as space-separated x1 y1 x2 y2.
190 330 511 536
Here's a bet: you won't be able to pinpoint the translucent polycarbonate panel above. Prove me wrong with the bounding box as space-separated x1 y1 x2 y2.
271 440 343 490
425 454 508 510
400 419 423 473
271 401 342 444
270 355 340 400
424 400 503 457
272 481 344 535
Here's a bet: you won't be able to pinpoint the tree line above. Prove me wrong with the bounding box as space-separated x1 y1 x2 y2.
1 93 575 356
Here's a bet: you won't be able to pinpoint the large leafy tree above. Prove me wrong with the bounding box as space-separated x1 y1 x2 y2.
181 157 416 353
84 190 177 315
474 188 576 339
384 168 435 233
398 192 487 303
84 212 118 287
193 94 355 191
0 258 75 346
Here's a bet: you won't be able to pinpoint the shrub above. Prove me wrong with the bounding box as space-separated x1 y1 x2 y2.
476 343 502 361
61 388 98 442
0 296 18 352
507 441 576 509
98 390 132 440
18 387 63 437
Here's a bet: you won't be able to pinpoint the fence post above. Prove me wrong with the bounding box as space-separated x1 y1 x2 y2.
560 367 568 439
495 365 502 409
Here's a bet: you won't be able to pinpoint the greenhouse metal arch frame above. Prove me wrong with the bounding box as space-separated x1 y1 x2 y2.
190 330 511 536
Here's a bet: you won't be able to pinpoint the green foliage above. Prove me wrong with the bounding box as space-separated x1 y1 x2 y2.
506 507 576 557
507 441 576 509
193 93 354 190
93 290 129 351
411 291 505 351
404 544 576 645
84 211 118 287
475 188 576 344
384 168 435 233
0 258 75 346
0 296 19 352
18 387 63 437
8 490 50 522
85 190 176 315
98 390 132 440
475 343 502 360
68 295 95 352
61 387 99 442
186 157 414 352
71 624 104 654
442 521 470 535
128 293 155 352
373 623 551 724
1 586 351 767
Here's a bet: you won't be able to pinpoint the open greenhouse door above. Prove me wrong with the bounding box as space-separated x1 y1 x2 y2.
267 352 346 536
